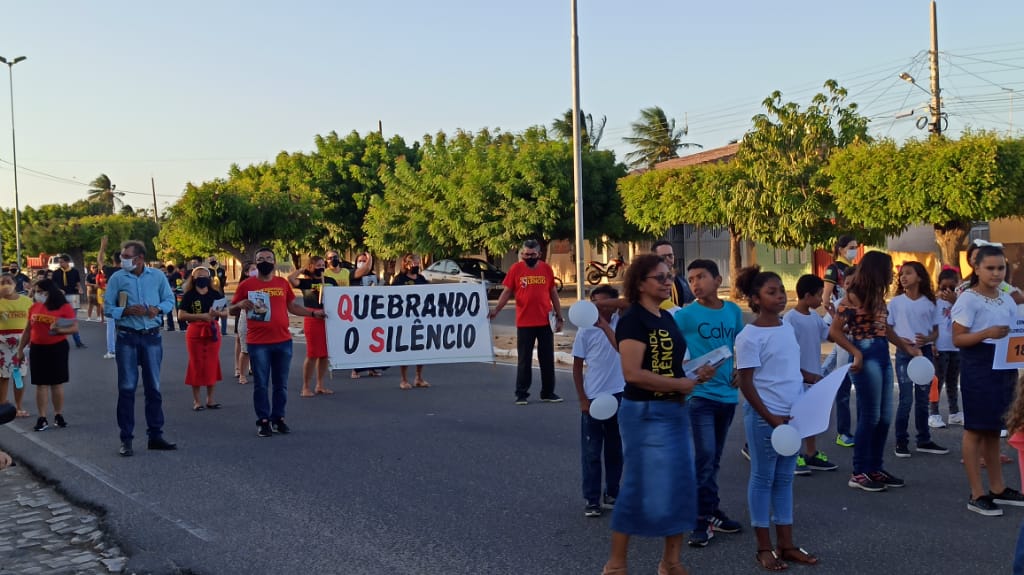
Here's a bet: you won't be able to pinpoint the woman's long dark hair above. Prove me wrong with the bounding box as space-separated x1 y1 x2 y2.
847 251 893 314
35 279 68 311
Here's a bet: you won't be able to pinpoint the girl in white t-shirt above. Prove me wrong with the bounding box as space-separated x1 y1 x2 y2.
734 266 818 571
888 261 946 457
951 245 1023 516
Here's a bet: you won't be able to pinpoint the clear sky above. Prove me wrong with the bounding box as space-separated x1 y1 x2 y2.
1 0 1022 212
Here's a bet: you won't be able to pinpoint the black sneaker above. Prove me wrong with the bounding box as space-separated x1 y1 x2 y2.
869 469 905 488
147 437 177 451
991 487 1024 507
33 417 48 432
848 473 887 492
118 442 133 457
514 397 528 406
740 444 750 461
257 420 273 438
916 441 949 455
584 503 602 518
804 450 838 471
540 394 564 403
602 494 616 509
687 518 714 547
894 441 911 458
54 414 67 428
968 495 1003 516
271 419 291 434
709 509 742 533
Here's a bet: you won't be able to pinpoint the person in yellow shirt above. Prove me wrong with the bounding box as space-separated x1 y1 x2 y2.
0 273 32 417
652 241 695 313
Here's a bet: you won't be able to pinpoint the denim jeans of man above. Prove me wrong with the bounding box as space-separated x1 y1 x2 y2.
1014 520 1024 575
690 396 736 518
744 404 796 528
894 346 933 446
931 350 961 415
515 326 555 400
581 406 623 505
115 331 165 443
248 340 293 421
850 337 894 474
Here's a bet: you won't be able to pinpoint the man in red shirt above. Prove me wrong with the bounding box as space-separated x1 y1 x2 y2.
230 247 326 438
489 240 564 405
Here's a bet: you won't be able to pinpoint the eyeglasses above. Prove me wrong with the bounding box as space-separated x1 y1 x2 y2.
646 274 673 284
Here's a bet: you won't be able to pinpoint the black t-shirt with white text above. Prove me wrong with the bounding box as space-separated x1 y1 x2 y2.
390 273 429 286
615 303 687 401
179 289 224 324
296 275 337 309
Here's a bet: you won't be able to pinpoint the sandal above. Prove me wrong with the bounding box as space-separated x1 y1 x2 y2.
414 379 431 388
777 547 818 566
300 389 315 398
238 377 248 385
601 566 627 575
350 371 361 379
657 561 688 575
206 403 222 410
193 405 205 412
368 369 383 377
399 381 412 390
15 410 30 418
315 387 334 395
756 549 788 571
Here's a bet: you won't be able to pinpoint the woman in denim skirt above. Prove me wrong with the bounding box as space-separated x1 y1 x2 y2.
601 254 715 575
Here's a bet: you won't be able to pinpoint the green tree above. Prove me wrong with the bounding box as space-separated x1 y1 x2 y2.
828 131 1024 264
551 109 606 150
24 213 158 270
623 106 700 169
734 80 877 249
87 174 125 215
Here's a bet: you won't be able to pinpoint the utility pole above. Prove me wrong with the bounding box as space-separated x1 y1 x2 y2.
378 120 383 137
928 0 942 136
570 0 585 300
151 176 159 225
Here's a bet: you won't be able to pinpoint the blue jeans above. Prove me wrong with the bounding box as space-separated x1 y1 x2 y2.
581 397 623 505
105 321 115 355
850 337 894 474
894 347 933 445
743 403 795 528
115 330 165 443
690 396 737 518
249 340 293 422
1014 520 1024 574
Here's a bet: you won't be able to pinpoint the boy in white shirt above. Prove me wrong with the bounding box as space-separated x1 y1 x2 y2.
782 275 838 475
572 285 625 518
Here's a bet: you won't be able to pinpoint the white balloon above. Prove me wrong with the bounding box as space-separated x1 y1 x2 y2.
568 300 599 328
907 355 936 386
588 394 618 421
771 424 801 457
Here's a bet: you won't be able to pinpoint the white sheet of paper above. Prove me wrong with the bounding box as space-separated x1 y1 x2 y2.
211 298 228 312
788 364 851 439
683 345 733 379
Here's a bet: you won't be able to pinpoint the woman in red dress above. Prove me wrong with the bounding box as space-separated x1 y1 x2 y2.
178 267 228 410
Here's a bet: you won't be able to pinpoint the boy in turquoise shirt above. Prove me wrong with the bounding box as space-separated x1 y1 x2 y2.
673 259 745 547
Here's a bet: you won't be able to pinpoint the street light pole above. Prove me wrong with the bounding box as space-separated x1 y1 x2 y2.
0 56 26 267
570 0 585 301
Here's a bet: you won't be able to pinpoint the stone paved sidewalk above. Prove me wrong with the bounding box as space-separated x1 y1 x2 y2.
0 461 127 575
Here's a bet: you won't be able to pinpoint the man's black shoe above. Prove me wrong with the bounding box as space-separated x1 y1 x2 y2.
119 442 133 457
148 437 177 451
271 419 291 434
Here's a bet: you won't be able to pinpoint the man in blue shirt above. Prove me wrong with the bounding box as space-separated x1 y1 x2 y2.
103 240 177 457
673 259 745 547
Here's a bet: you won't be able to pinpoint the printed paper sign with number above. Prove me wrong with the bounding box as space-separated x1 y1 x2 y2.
993 317 1024 370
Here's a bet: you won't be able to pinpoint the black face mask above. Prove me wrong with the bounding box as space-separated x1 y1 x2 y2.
523 257 539 268
409 266 420 275
329 257 341 267
313 268 324 277
194 277 212 289
256 261 275 276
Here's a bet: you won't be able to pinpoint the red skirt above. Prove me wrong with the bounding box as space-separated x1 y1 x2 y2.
185 322 222 387
304 310 328 359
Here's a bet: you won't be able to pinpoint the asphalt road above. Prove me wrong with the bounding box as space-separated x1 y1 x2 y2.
0 320 1019 574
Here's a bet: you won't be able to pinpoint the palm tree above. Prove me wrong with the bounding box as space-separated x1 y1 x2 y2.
551 109 607 150
622 106 701 169
88 173 124 215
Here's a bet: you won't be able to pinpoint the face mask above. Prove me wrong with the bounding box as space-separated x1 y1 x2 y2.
248 270 258 278
330 257 341 267
194 277 211 289
121 257 136 272
34 293 47 303
523 257 539 268
9 269 17 275
209 261 217 267
409 266 420 275
312 268 324 277
356 262 367 269
846 249 858 261
256 261 275 276
0 285 13 296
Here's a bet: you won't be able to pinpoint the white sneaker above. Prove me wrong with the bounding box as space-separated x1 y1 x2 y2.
1002 429 1009 438
928 414 947 428
948 412 964 426
102 352 115 359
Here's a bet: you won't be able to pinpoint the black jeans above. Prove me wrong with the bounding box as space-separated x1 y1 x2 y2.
932 350 961 415
515 326 555 399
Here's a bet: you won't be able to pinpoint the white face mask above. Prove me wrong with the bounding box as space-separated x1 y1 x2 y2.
34 293 47 303
846 249 859 261
356 262 367 269
121 257 136 272
248 270 258 278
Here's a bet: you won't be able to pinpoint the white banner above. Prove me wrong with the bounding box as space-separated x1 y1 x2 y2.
323 284 494 369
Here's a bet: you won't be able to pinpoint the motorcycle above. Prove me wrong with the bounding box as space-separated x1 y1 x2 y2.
585 255 626 285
